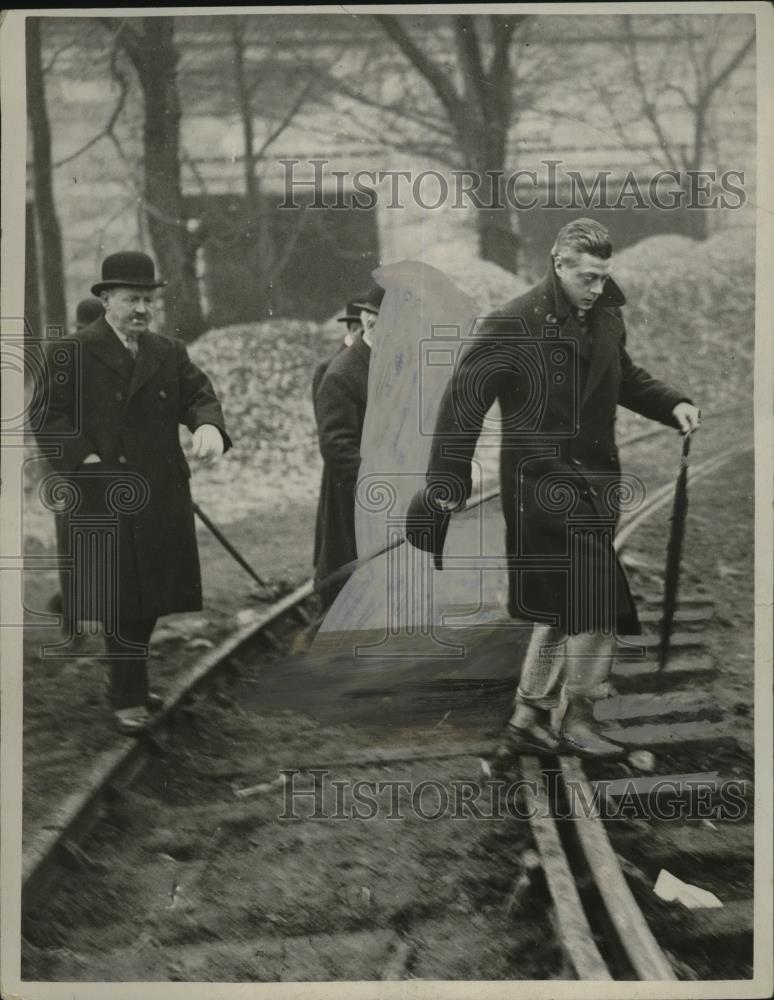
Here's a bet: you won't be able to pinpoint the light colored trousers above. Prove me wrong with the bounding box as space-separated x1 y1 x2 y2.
515 624 616 711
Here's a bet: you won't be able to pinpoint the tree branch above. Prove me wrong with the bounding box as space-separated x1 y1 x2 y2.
252 70 318 163
51 46 130 171
621 14 679 170
322 68 454 141
266 208 312 285
699 31 754 105
100 17 143 69
374 14 466 124
454 16 489 115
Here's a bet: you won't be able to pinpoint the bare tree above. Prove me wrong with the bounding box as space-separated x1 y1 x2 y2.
26 18 67 332
588 14 754 237
103 17 205 341
186 16 334 322
223 16 314 317
332 14 540 273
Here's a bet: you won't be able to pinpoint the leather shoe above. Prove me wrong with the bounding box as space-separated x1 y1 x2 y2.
146 690 164 712
500 722 563 756
560 724 625 759
114 705 150 735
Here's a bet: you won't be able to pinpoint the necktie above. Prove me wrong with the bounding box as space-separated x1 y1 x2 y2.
125 332 139 358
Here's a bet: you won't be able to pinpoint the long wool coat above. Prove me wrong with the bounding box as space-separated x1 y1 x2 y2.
426 266 689 635
312 335 371 611
36 317 231 622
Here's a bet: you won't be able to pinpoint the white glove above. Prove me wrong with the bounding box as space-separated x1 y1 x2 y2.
672 402 701 434
191 424 225 463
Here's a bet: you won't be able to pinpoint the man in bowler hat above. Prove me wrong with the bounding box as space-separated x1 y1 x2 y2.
36 251 231 734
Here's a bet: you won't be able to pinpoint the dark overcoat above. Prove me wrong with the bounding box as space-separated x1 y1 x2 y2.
36 317 231 622
426 266 689 634
312 335 371 610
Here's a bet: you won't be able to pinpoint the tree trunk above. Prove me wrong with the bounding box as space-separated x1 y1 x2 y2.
132 18 205 342
26 19 67 334
231 18 275 320
475 203 521 273
469 139 520 274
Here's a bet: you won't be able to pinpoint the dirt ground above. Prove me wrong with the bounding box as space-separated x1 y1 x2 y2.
23 692 563 982
22 501 317 833
20 415 757 983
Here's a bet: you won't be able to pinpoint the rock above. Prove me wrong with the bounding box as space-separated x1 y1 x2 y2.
628 750 657 772
187 637 215 650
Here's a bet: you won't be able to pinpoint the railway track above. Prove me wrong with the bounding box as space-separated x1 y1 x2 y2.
21 416 755 982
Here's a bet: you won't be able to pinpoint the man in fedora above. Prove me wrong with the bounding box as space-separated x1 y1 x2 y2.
313 285 383 613
339 299 366 340
311 299 365 402
36 251 231 734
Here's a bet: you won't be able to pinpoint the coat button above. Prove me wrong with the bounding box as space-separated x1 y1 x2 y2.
545 313 558 324
159 389 167 399
118 455 127 465
115 391 123 401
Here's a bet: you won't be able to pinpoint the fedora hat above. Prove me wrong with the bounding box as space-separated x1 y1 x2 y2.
353 285 384 316
91 251 166 296
336 300 364 324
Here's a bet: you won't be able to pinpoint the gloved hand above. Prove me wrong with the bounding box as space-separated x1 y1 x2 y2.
405 480 466 570
672 402 701 434
192 424 225 463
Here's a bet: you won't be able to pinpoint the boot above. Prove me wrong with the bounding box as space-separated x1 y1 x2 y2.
560 696 625 759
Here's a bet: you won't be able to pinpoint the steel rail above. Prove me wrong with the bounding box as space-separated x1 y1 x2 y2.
21 407 752 980
22 579 314 911
521 442 751 981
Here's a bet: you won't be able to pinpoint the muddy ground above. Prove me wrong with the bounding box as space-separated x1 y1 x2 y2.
20 418 756 982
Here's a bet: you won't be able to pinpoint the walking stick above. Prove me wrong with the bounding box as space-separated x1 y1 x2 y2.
192 501 275 596
315 487 501 593
658 430 694 669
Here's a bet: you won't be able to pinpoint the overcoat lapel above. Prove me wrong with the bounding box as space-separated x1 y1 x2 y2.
580 277 626 410
541 265 627 412
129 332 168 398
80 317 134 382
580 317 618 410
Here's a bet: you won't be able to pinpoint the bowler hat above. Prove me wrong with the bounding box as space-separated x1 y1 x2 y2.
337 301 364 324
353 285 385 316
75 296 105 329
91 251 166 296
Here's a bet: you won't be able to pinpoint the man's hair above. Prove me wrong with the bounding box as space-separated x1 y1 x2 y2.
551 219 612 263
